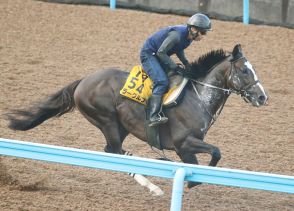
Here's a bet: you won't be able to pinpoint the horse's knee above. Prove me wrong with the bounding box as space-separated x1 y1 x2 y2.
212 147 221 161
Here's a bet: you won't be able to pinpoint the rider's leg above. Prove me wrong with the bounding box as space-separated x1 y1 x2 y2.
147 93 168 127
140 51 169 127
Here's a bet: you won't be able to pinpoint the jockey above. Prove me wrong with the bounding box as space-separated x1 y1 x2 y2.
140 13 212 127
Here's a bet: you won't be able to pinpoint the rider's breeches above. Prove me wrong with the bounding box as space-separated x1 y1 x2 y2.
140 49 168 95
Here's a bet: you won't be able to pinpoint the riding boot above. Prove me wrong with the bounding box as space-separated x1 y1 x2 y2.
148 94 168 127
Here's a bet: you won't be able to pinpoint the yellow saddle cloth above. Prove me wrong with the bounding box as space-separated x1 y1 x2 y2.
120 65 188 106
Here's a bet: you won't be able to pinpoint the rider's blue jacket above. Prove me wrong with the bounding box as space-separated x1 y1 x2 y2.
140 25 192 95
142 25 192 71
143 25 192 56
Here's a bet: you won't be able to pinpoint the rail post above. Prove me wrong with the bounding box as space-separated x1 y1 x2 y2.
110 0 116 10
243 0 249 24
170 168 186 211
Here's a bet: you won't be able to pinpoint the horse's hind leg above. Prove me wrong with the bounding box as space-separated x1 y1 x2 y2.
74 93 129 154
102 121 129 154
79 106 164 195
75 103 128 154
99 119 164 196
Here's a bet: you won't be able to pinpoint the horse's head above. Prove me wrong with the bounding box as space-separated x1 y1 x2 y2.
227 44 268 107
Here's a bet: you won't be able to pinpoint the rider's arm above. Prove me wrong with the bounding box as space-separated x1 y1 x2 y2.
176 50 189 66
156 30 180 71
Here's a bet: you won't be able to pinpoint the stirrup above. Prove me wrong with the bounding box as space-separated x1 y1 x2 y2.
148 115 168 127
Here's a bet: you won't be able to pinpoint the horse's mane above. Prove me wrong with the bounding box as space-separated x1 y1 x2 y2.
189 49 228 78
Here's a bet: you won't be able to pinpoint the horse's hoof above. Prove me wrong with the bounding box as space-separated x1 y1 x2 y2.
150 186 164 196
187 181 202 188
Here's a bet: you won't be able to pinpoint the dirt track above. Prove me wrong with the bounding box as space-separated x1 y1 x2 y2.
0 1 293 210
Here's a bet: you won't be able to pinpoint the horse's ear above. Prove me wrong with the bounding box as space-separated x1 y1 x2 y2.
232 44 243 60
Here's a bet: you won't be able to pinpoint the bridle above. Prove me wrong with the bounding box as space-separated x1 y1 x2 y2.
192 56 260 101
190 56 260 129
228 57 260 102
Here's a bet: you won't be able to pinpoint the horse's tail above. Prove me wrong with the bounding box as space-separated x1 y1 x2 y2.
7 79 82 131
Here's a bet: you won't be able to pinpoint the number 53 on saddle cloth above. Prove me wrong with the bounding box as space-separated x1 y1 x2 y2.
120 65 188 107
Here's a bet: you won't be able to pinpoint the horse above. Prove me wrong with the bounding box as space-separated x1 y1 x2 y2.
7 44 268 189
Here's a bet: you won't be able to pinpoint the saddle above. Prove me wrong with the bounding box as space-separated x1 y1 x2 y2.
120 65 188 107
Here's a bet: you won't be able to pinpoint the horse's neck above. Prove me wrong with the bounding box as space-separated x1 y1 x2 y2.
196 59 231 115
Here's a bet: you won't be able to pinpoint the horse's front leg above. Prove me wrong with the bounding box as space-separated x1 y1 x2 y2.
178 135 221 166
176 152 202 188
176 135 221 188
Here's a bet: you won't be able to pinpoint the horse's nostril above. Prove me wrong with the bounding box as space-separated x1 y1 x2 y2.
258 95 266 102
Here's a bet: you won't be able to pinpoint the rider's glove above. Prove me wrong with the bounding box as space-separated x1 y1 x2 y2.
175 65 186 75
184 63 192 72
176 64 193 78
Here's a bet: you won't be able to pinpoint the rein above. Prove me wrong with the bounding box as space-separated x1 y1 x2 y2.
190 79 232 95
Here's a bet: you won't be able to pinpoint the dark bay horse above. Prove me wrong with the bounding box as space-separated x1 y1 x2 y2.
7 44 268 187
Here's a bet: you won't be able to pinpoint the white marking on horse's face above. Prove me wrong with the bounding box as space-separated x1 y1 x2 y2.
256 82 266 95
245 61 258 81
244 61 268 106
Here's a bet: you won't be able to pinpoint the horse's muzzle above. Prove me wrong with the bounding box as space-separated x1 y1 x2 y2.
245 83 268 107
257 94 268 106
